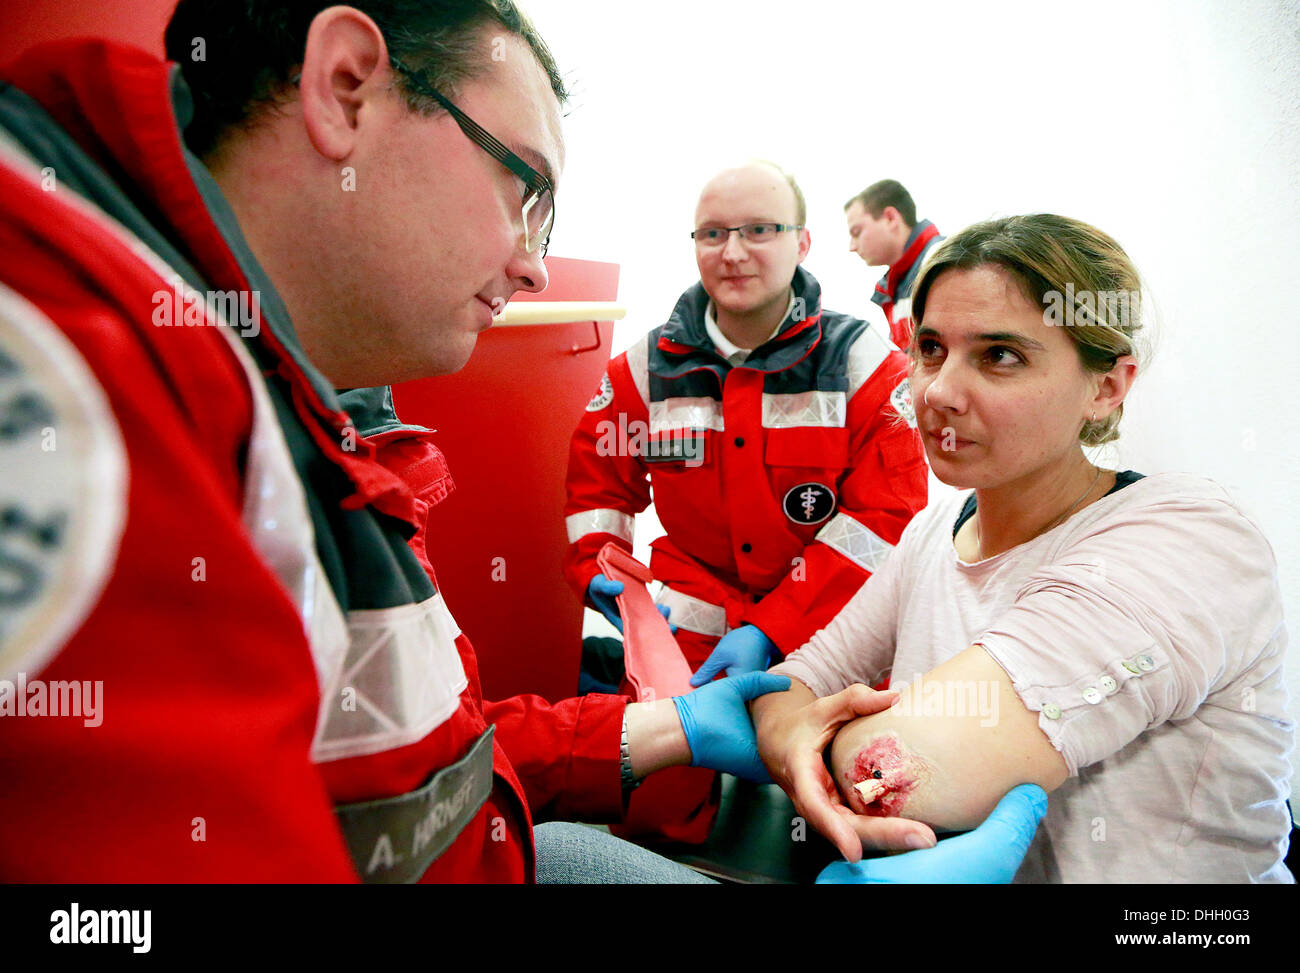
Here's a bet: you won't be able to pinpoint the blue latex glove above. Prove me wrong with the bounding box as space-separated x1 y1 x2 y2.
587 574 625 633
673 671 791 783
586 574 674 634
815 784 1049 884
689 624 778 686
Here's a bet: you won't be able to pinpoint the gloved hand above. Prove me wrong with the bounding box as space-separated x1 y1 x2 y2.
673 671 791 783
587 574 625 632
815 784 1049 884
587 574 673 635
689 624 778 686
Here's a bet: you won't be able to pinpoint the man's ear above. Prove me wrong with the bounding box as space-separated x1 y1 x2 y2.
797 227 812 263
882 205 902 229
298 7 390 161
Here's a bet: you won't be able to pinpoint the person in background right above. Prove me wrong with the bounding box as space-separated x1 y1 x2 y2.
754 213 1295 882
845 179 943 350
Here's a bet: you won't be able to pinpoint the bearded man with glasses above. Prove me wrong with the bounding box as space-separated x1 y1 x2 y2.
564 162 931 843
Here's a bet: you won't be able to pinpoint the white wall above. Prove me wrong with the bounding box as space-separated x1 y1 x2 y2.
530 0 1300 805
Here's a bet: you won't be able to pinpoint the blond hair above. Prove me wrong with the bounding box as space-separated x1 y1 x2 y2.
910 214 1147 446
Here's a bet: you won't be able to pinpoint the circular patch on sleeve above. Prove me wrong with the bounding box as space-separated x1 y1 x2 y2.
782 482 836 525
585 373 614 412
889 377 917 429
0 282 127 680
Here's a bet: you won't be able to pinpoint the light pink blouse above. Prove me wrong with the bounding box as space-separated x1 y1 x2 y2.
773 473 1294 883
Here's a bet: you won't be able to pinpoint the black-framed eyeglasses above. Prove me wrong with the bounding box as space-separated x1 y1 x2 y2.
691 223 802 247
389 56 555 257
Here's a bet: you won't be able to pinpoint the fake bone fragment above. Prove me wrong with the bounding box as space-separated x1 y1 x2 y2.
853 776 888 804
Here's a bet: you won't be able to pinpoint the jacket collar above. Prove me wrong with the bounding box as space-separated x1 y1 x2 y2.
655 265 824 376
873 218 939 305
338 386 430 439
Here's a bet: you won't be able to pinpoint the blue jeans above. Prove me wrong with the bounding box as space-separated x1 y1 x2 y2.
532 823 718 884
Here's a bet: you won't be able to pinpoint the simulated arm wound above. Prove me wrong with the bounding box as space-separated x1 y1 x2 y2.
835 731 933 817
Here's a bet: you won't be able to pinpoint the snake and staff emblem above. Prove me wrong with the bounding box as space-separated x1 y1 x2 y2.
782 482 835 525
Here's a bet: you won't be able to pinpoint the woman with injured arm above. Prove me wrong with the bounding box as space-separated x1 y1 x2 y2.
750 214 1294 883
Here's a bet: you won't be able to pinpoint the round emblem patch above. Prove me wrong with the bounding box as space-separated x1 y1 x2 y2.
0 282 127 680
585 373 614 412
782 482 836 525
889 377 917 429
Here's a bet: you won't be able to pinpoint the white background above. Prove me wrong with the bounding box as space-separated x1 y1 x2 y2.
526 0 1300 809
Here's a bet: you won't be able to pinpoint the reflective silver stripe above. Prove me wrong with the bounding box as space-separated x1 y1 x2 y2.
312 592 468 763
214 301 351 695
761 390 846 428
336 726 495 884
649 396 724 435
891 297 913 328
846 324 895 400
566 508 634 544
625 335 651 408
655 586 727 638
815 513 895 573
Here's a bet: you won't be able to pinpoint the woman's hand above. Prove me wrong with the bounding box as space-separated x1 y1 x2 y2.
754 682 936 862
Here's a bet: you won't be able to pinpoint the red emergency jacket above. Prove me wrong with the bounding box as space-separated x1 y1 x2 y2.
0 39 624 883
564 268 928 660
871 220 943 351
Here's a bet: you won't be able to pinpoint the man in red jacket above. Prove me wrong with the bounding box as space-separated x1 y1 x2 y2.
566 165 929 682
0 0 1045 883
845 179 944 351
563 162 931 844
0 0 822 883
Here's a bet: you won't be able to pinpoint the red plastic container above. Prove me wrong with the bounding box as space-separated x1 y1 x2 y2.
393 257 620 701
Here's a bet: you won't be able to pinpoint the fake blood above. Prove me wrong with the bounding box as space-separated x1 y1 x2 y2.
844 735 921 817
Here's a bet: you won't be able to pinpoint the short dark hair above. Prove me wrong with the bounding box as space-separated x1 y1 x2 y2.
165 0 567 158
844 179 916 228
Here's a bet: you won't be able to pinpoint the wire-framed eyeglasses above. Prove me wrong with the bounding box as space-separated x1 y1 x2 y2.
691 223 802 247
389 56 555 257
